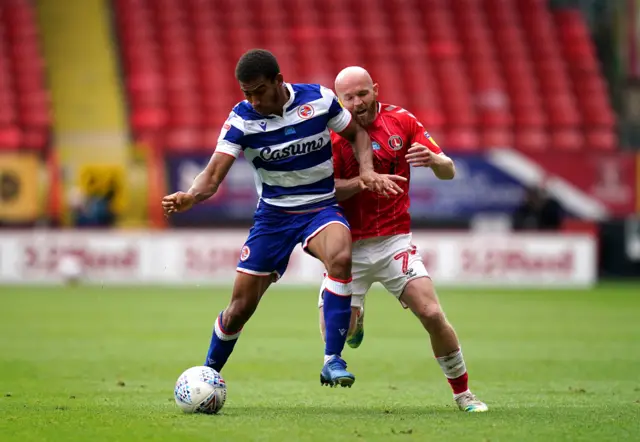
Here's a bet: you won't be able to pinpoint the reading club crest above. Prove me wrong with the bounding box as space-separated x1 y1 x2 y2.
297 104 315 119
240 245 250 261
388 135 404 151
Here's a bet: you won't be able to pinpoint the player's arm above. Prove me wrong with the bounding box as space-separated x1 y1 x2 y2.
430 153 455 180
335 177 365 201
403 113 455 180
162 152 236 216
162 115 242 216
407 144 455 180
187 152 235 203
330 137 363 201
336 119 407 195
335 119 374 175
324 87 401 196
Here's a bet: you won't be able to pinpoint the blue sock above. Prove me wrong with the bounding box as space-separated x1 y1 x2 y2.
204 311 242 372
322 276 353 358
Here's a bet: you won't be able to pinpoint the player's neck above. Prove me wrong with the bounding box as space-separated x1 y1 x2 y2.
273 85 290 117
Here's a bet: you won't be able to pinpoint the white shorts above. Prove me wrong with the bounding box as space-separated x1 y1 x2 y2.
318 233 429 308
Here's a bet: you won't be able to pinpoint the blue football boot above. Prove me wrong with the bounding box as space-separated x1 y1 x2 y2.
320 355 355 388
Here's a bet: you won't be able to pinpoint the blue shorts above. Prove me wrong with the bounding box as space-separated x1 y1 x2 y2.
236 203 350 280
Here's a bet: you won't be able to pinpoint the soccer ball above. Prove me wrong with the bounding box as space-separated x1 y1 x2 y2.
57 253 84 285
174 366 227 414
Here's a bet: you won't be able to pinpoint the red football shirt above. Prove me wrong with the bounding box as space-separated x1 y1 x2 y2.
331 102 442 242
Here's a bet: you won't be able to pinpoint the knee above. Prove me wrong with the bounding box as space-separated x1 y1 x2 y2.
415 304 447 330
326 249 352 280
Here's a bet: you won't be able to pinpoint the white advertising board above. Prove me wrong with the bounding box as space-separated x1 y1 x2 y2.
0 230 597 288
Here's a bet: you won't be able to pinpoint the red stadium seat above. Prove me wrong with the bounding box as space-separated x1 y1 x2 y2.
482 128 514 148
0 125 22 149
445 127 480 151
551 129 584 151
585 128 617 151
110 0 618 154
515 128 549 152
131 108 167 131
513 109 547 128
0 0 50 150
165 128 203 151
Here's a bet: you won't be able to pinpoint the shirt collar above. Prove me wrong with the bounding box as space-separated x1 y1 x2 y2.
282 82 295 112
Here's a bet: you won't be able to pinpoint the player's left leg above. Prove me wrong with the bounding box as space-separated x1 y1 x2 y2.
303 207 355 387
398 277 488 412
318 241 372 348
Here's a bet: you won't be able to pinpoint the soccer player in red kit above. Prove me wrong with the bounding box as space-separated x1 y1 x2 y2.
317 66 488 412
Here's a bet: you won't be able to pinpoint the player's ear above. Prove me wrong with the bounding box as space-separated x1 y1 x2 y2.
274 73 284 85
372 83 379 98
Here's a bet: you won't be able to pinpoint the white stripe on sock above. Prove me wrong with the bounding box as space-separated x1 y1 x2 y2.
214 316 241 341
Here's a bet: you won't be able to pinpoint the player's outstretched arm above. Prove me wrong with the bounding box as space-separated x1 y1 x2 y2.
162 152 235 216
337 120 404 196
335 174 407 202
337 119 375 175
187 152 235 202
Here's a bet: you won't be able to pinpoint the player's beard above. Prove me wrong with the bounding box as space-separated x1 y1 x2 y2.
353 101 377 127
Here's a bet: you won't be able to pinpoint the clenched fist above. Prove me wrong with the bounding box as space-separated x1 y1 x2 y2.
162 192 196 217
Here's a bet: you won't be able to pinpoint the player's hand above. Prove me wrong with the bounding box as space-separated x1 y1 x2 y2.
406 142 442 168
162 191 196 217
359 171 406 197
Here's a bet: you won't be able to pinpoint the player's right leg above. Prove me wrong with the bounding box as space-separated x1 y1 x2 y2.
204 271 272 372
204 207 295 373
399 278 488 412
379 234 487 412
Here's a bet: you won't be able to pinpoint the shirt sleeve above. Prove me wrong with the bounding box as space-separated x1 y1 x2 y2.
215 112 244 158
322 86 352 133
404 112 443 155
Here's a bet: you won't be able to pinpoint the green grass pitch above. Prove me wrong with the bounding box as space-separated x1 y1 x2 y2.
1 283 639 441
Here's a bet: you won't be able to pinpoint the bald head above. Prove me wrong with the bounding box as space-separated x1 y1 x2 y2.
334 66 374 95
333 66 379 127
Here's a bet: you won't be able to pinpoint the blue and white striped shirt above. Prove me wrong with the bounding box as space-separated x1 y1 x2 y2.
215 83 352 211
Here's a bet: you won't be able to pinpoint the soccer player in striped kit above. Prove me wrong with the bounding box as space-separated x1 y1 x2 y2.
317 66 488 411
162 50 404 387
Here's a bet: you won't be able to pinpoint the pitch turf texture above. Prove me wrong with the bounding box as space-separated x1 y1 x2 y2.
1 283 639 441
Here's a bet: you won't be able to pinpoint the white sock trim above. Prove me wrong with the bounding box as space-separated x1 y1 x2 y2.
214 315 241 341
453 389 472 400
324 276 352 296
324 354 336 364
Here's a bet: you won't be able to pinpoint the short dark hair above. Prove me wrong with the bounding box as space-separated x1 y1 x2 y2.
235 49 280 83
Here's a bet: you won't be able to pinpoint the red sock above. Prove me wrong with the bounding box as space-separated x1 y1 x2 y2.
448 372 469 395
